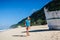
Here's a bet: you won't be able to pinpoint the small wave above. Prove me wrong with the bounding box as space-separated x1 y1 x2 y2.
0 28 10 32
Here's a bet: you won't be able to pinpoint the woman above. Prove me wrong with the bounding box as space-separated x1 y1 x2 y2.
25 17 31 36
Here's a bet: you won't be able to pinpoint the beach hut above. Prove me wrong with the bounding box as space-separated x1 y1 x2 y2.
44 8 60 29
44 0 60 30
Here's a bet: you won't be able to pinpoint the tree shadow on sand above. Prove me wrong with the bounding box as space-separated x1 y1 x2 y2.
22 29 60 33
12 35 26 37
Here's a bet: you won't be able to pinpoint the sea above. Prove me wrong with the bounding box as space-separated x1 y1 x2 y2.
0 26 10 32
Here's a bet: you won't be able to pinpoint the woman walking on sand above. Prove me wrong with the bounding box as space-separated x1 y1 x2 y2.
25 17 31 36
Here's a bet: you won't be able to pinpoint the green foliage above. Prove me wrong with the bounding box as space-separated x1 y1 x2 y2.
10 24 18 28
46 0 60 11
29 8 47 26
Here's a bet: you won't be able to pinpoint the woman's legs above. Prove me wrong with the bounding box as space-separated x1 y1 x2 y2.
26 27 30 36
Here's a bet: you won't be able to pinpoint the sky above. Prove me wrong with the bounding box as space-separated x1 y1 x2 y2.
0 0 52 29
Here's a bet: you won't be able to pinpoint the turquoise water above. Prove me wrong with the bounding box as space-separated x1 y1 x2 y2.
0 26 10 30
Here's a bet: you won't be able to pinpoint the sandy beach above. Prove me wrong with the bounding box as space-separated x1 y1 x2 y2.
0 25 60 40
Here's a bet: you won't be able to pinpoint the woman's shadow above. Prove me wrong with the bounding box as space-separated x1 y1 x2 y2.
12 29 60 37
12 35 26 37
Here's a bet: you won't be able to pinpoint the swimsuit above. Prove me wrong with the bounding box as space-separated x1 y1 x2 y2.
25 20 30 27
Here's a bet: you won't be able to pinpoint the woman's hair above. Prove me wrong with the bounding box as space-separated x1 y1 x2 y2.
27 17 30 20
